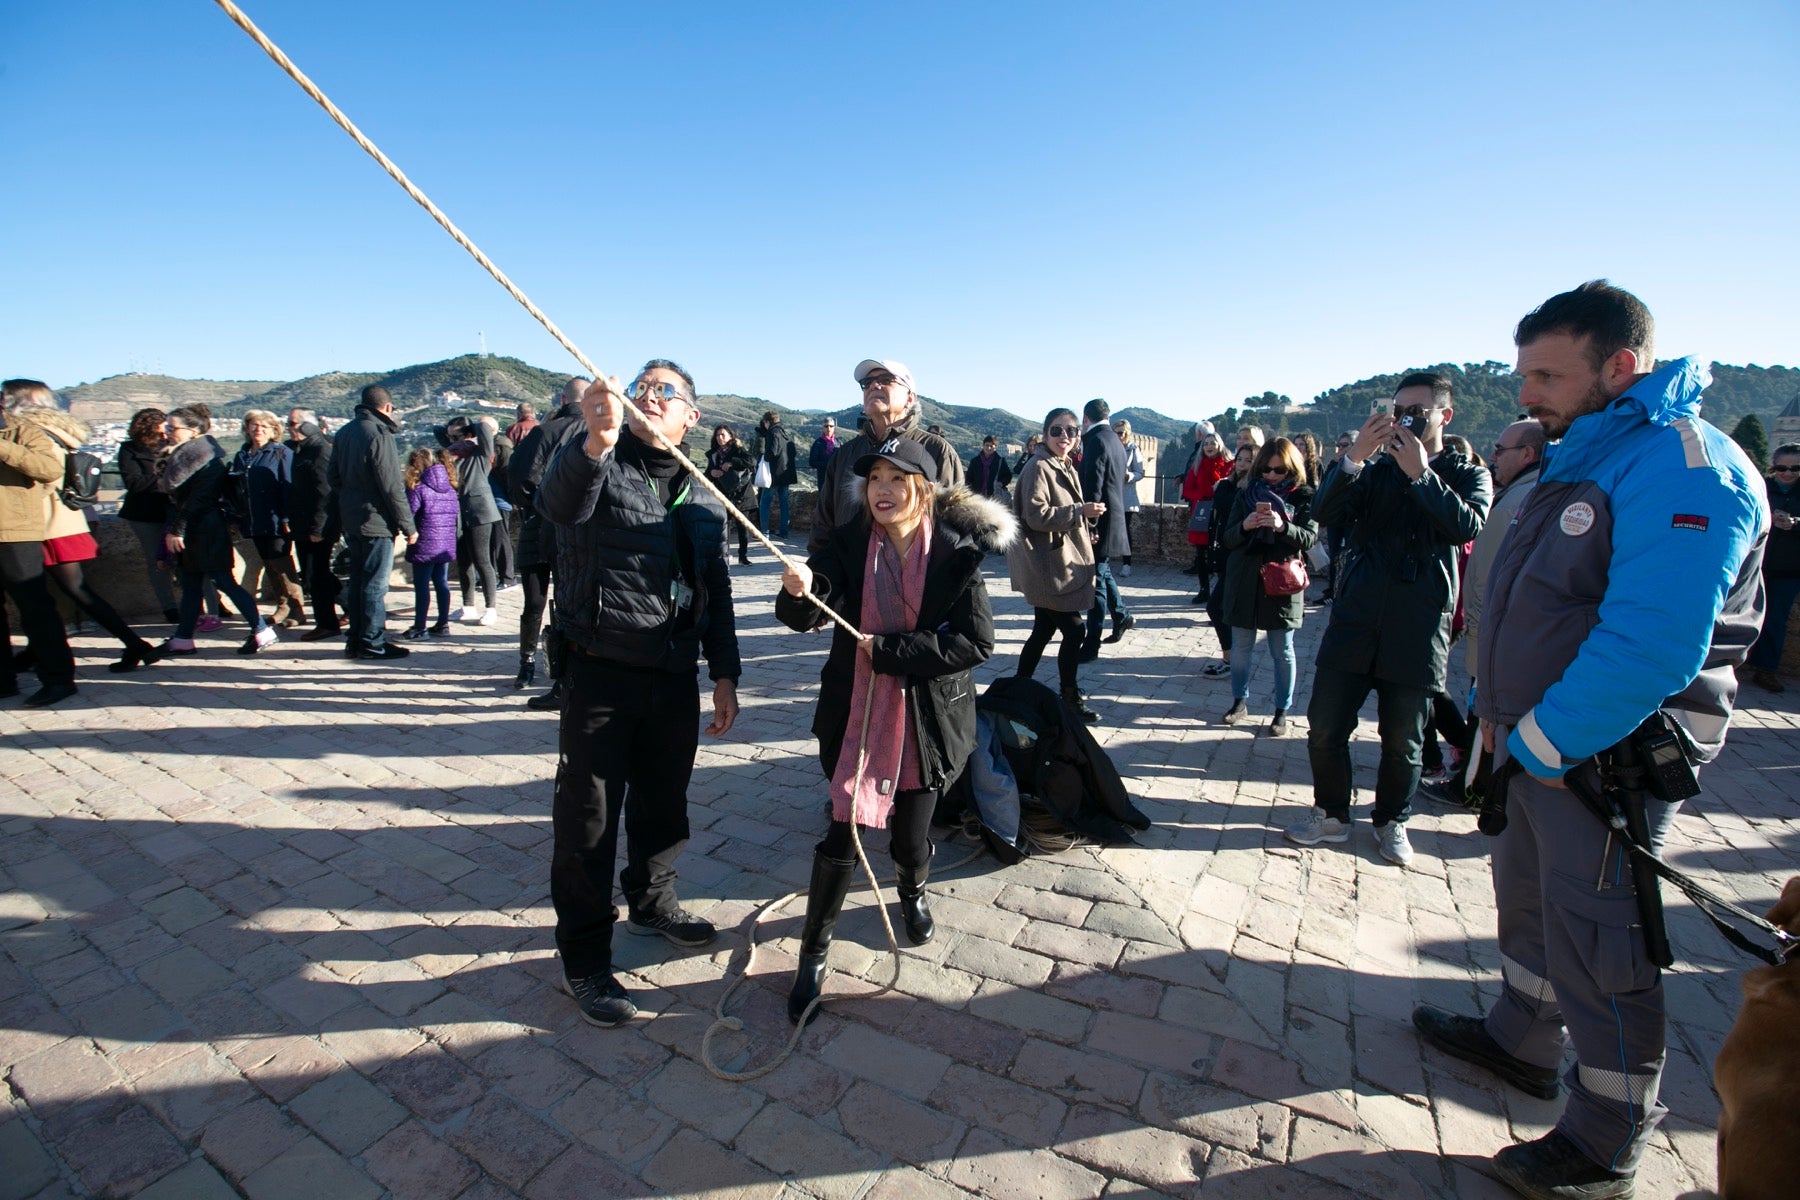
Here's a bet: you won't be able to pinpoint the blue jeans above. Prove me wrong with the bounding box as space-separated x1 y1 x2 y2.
411 561 451 630
176 570 262 639
1305 662 1429 826
343 533 395 651
1083 559 1128 649
759 485 791 537
1748 575 1800 671
1230 627 1296 710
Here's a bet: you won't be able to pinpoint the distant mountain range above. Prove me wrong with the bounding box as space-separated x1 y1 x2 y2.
60 355 1798 480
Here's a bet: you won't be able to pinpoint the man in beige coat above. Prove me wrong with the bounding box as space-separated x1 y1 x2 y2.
0 378 77 706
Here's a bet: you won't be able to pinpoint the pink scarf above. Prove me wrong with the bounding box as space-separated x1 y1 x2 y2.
829 518 932 827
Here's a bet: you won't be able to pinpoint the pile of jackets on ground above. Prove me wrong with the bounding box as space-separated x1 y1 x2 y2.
940 676 1151 862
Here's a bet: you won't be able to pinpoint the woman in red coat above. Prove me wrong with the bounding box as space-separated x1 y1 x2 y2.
1180 424 1233 600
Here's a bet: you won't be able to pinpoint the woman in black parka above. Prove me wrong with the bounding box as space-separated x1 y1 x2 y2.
705 423 755 565
1219 436 1318 736
774 437 1013 1026
157 406 275 656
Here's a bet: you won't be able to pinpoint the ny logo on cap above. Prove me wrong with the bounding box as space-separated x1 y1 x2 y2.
880 438 902 455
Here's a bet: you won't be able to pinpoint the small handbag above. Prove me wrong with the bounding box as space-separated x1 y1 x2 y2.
1260 557 1309 596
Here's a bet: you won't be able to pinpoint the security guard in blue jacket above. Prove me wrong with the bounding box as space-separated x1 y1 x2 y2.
1414 281 1767 1199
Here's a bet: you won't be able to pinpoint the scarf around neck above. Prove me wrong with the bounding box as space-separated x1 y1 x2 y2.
1244 477 1296 544
829 517 933 827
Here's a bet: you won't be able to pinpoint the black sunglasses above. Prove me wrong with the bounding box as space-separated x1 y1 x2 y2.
1047 424 1079 438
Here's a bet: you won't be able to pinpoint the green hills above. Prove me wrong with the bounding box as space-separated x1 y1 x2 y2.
60 355 1798 483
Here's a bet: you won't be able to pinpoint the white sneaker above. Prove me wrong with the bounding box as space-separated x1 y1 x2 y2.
1376 822 1414 867
448 606 472 622
1120 564 1133 577
477 609 498 627
1284 807 1350 845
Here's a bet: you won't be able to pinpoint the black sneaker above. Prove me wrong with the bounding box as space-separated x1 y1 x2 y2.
1201 662 1230 678
1413 1005 1562 1099
526 686 562 711
627 908 717 947
1492 1130 1634 1199
356 643 411 661
563 972 637 1028
1104 613 1135 643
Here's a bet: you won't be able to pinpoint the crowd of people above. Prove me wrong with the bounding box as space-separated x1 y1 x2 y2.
519 282 1783 1200
1 279 1796 1199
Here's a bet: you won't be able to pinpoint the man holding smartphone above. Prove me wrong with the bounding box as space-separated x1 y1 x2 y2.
1286 372 1491 867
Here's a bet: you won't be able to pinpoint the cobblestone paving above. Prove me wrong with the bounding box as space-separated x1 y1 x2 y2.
2 559 1793 1199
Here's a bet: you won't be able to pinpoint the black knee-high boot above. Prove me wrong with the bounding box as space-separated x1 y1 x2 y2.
788 849 857 1026
894 847 935 946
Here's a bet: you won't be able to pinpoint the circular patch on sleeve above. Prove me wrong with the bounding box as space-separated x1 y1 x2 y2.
1559 502 1596 537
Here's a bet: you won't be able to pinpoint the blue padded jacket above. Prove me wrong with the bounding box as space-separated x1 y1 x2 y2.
1477 357 1769 777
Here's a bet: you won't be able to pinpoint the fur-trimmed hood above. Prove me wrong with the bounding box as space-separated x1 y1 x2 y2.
9 407 90 450
934 483 1016 553
158 435 225 492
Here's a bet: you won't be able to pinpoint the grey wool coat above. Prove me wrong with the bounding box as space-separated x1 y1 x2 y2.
1007 446 1096 612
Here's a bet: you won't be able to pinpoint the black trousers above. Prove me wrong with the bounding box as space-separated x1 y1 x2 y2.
297 536 341 625
1421 690 1474 770
458 520 498 608
1017 607 1085 692
1305 662 1429 826
551 655 699 978
518 563 552 657
819 788 936 869
489 515 516 588
0 541 75 690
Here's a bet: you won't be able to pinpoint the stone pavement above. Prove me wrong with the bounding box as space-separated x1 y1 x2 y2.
2 559 1794 1199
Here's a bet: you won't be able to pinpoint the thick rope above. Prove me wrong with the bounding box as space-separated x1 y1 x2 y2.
700 683 897 1080
699 678 987 1081
700 830 989 1081
206 0 949 1078
209 0 860 638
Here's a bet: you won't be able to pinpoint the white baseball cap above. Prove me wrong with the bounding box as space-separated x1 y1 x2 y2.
853 359 915 393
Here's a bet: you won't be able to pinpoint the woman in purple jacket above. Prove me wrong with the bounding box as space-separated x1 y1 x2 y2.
402 449 460 638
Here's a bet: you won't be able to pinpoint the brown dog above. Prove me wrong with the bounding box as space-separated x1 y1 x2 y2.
1713 875 1800 1199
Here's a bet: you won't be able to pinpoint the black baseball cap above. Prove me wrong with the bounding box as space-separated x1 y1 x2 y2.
852 436 935 478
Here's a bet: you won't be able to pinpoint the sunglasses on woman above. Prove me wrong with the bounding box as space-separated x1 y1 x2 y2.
1047 424 1079 438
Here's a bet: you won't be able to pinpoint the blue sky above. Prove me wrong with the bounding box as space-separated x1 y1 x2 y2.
3 1 1795 421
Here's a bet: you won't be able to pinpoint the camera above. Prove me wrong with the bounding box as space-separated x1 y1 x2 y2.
1396 404 1431 433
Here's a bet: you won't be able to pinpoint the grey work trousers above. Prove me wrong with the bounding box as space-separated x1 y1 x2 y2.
1483 758 1678 1175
